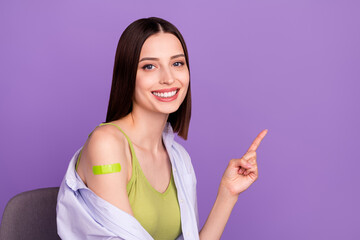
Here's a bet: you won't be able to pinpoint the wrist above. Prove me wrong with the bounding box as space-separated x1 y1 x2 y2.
217 183 239 204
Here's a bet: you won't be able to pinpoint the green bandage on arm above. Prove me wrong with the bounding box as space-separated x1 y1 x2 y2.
92 163 121 175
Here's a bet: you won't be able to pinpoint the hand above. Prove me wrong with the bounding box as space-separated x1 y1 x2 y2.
219 129 268 198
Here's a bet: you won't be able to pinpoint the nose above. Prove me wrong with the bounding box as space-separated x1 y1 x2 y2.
160 66 175 85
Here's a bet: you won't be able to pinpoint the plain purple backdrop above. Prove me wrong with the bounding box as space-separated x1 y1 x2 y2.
1 0 359 239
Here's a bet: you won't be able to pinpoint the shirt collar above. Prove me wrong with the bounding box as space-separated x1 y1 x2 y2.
162 121 175 147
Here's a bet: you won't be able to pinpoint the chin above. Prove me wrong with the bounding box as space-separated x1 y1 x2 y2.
158 104 181 114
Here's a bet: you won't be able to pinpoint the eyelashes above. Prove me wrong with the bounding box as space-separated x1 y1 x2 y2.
141 64 155 70
141 61 185 70
173 61 184 67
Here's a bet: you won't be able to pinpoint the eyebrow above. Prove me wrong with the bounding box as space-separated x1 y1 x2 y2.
139 54 185 63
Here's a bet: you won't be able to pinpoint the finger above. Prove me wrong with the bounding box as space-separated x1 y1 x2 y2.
244 165 257 175
248 158 256 165
245 170 253 176
247 129 268 153
243 151 256 160
233 158 252 169
239 167 245 175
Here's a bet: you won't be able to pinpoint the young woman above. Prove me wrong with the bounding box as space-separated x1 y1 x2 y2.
56 17 268 240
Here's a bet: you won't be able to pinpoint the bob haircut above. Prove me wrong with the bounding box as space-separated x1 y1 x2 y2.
105 17 191 140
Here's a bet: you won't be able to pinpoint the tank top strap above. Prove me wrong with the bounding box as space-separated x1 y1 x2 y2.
98 122 137 161
75 122 138 171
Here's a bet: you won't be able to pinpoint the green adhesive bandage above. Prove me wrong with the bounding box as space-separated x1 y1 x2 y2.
92 163 121 175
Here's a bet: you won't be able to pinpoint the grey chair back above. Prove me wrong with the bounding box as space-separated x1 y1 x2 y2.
0 187 61 240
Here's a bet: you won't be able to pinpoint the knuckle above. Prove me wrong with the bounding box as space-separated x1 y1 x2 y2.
247 151 256 159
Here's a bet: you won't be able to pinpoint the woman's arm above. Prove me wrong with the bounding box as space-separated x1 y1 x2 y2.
199 185 238 240
81 125 134 216
199 129 268 239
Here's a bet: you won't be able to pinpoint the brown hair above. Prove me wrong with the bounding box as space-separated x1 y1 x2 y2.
105 17 191 140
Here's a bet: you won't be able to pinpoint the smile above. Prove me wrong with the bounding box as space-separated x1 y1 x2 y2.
152 90 178 98
151 88 180 102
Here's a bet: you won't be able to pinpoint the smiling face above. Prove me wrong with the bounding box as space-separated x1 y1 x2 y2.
133 32 190 115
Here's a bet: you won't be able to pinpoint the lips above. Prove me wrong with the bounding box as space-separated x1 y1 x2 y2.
151 87 179 93
151 88 180 102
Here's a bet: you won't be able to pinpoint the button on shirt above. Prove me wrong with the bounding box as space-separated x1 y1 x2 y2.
56 122 200 240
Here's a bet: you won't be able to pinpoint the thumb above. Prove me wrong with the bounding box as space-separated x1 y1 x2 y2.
232 151 256 169
232 157 253 170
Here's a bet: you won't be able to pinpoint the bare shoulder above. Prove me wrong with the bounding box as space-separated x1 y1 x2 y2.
80 124 134 216
85 124 131 166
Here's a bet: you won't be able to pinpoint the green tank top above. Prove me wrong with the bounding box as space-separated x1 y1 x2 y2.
75 123 182 240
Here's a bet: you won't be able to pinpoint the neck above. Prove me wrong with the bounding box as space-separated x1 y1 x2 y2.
123 106 169 154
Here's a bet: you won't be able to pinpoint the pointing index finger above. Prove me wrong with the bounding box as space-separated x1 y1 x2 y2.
247 129 268 153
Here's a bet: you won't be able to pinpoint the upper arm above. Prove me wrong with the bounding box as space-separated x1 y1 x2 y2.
81 125 134 217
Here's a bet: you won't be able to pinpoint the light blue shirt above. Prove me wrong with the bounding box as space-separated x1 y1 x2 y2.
56 122 200 240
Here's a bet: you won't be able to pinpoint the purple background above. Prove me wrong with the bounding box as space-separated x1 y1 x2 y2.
1 0 359 239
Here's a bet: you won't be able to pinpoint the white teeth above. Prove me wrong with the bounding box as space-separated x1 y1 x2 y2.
152 90 177 98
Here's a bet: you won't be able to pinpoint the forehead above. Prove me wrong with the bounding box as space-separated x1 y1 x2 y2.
139 32 184 58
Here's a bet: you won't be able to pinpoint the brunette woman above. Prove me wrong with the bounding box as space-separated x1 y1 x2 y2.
56 17 268 240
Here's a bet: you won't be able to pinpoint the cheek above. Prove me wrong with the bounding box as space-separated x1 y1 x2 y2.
135 75 153 92
179 74 190 98
183 76 190 92
137 69 161 84
176 70 190 86
134 78 151 103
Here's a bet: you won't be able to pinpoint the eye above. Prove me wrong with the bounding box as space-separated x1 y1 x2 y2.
142 64 155 70
173 61 185 67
